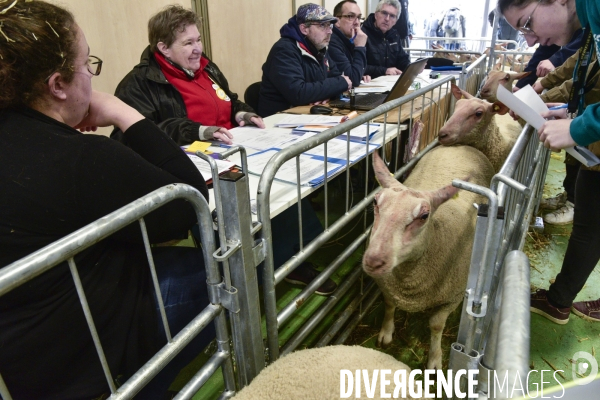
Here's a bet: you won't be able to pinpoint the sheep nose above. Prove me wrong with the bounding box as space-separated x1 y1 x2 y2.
363 253 386 273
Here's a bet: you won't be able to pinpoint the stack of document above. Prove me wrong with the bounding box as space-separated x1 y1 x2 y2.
185 153 236 184
292 123 380 141
274 114 342 128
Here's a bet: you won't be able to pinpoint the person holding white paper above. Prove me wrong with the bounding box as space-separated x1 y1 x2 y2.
499 0 600 324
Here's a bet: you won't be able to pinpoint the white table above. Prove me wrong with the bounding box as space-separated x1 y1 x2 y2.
206 113 401 219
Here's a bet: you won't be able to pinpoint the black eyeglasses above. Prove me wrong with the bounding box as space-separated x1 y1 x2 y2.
44 55 103 83
517 0 542 36
378 10 398 20
86 55 103 76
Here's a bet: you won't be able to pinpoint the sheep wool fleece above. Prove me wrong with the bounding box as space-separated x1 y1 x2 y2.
234 345 417 399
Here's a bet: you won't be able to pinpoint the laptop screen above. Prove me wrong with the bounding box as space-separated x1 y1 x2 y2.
382 58 430 103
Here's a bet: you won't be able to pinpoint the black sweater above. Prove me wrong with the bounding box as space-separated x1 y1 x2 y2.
0 106 208 399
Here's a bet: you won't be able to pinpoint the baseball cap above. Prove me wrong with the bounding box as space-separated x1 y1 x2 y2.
296 3 338 25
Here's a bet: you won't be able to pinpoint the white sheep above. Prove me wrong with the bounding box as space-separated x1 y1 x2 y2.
363 149 494 370
234 345 417 399
438 84 522 172
479 68 530 103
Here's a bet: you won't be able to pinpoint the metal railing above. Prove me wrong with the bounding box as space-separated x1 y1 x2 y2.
0 184 237 400
448 122 546 398
257 76 458 364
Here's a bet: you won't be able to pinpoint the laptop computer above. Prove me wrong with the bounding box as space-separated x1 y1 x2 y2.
330 58 429 111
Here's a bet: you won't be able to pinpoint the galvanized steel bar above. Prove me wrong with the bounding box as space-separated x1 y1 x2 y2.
280 263 365 356
258 77 456 363
334 289 382 345
0 184 237 399
139 218 172 342
68 258 117 393
278 230 370 326
316 280 377 348
108 304 222 399
494 251 531 400
173 349 229 400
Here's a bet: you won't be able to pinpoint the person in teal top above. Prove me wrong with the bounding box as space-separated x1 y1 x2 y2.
501 0 600 150
499 0 600 325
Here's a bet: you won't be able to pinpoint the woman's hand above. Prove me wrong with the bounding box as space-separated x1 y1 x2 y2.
212 127 234 145
541 103 568 120
74 90 143 132
236 112 265 128
537 119 575 151
532 81 544 94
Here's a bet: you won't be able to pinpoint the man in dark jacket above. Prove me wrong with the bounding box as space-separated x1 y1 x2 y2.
514 29 585 89
329 0 369 87
393 0 411 47
258 3 352 118
362 0 411 79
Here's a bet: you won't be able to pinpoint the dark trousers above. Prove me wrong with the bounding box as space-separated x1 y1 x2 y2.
564 154 581 203
136 246 215 399
548 169 600 307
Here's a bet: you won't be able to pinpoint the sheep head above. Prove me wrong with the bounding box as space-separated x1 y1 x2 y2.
362 152 461 276
480 70 530 102
437 84 509 146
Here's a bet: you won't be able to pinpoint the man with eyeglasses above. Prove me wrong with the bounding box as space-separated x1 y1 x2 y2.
362 0 411 78
328 0 371 87
258 3 352 117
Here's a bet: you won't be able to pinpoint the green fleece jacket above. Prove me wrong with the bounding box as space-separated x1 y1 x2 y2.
570 0 600 146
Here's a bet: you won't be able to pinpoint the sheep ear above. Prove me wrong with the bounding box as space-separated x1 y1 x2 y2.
491 101 509 115
372 152 400 188
514 71 531 79
451 84 474 100
428 183 462 210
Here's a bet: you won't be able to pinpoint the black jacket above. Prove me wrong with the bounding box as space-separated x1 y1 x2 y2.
328 26 367 87
515 29 585 88
362 13 411 78
394 0 410 40
112 46 253 145
258 17 348 117
0 107 208 399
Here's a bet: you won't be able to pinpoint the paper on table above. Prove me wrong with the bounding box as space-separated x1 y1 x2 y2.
497 85 600 167
186 154 235 182
274 114 342 127
228 126 298 150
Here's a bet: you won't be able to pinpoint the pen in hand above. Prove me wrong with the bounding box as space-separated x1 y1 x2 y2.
341 111 358 123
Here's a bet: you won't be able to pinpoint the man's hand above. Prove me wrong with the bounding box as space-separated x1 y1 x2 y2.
512 86 521 93
386 67 402 75
536 60 555 77
362 75 372 83
353 27 368 47
343 74 352 90
537 119 575 151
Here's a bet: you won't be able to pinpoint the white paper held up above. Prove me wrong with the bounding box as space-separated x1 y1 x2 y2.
497 85 600 167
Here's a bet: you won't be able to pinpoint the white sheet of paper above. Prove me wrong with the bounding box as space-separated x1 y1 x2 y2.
186 154 235 181
497 85 547 130
246 150 341 186
274 114 343 127
497 85 600 166
229 127 298 150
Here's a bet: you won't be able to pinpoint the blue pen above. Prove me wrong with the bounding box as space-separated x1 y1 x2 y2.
549 104 568 110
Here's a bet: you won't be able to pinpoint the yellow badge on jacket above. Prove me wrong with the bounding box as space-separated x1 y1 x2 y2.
212 83 230 101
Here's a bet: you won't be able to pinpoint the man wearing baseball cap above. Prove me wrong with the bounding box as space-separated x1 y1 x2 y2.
258 3 352 117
